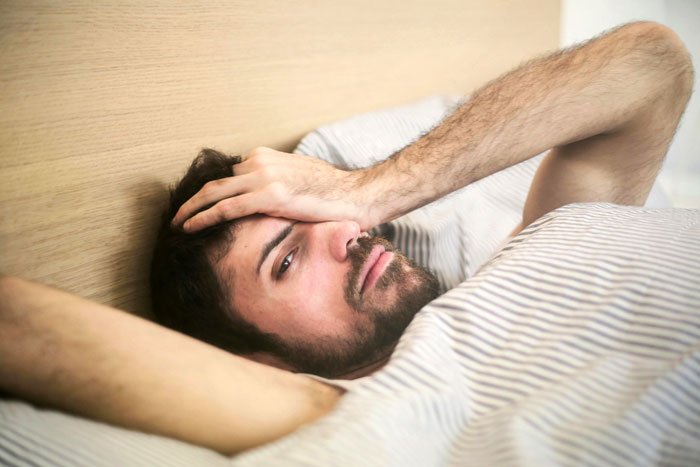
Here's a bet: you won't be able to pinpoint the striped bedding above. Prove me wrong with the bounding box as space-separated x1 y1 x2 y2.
1 97 698 466
236 202 700 466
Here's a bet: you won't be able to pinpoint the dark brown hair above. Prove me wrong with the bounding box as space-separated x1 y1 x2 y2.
150 148 285 356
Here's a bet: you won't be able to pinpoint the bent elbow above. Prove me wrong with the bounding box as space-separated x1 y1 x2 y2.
625 21 694 99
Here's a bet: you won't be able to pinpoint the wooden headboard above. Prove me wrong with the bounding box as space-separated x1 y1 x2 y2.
0 1 559 318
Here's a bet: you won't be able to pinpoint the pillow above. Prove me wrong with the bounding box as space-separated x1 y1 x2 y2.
0 399 230 466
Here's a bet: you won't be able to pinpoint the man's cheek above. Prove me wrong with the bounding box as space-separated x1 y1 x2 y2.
288 269 331 309
302 261 345 294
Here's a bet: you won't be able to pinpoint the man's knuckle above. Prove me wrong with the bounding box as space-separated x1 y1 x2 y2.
259 166 277 181
266 182 288 202
201 180 219 198
249 146 269 158
218 198 238 217
248 147 262 157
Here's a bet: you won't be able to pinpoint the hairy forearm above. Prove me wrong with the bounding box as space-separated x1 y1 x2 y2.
0 276 341 454
361 22 692 224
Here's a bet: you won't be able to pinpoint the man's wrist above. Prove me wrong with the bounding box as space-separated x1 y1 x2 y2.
350 161 407 230
350 151 435 230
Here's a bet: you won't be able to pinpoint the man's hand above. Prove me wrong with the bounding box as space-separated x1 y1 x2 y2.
172 147 379 232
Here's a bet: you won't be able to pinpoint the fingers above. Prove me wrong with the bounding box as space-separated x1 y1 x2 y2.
172 174 255 228
233 147 285 176
182 193 262 232
172 146 343 232
237 146 279 166
231 157 255 176
171 148 285 230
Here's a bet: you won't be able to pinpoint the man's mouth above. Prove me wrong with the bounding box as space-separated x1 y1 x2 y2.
359 245 394 294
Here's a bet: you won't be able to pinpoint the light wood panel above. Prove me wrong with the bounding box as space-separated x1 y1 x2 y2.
0 0 559 317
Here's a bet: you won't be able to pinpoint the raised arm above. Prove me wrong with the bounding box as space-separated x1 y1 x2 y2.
0 276 342 455
387 21 693 234
173 22 692 233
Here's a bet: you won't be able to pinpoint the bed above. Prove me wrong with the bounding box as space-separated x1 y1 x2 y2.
3 2 700 466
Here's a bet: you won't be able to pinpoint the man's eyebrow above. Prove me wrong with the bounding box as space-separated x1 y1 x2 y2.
256 221 297 275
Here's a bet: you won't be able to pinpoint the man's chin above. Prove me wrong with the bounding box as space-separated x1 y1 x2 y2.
372 254 439 308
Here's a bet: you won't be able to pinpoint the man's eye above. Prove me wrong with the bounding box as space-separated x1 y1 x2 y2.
277 249 296 278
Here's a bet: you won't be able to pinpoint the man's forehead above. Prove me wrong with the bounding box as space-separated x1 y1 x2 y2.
235 215 291 242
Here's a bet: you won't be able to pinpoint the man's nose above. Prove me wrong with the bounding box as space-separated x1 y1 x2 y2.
323 221 361 262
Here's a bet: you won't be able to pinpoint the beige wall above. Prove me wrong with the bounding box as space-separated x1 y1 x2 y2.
0 0 559 317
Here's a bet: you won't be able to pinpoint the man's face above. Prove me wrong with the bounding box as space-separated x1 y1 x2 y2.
216 215 439 378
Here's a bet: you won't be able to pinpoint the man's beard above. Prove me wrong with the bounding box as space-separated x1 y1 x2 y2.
273 236 440 379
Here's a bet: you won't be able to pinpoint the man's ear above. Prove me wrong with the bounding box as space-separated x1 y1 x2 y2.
244 352 296 372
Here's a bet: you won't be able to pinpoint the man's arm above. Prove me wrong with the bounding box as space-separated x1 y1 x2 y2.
173 22 693 233
0 276 342 455
393 21 693 235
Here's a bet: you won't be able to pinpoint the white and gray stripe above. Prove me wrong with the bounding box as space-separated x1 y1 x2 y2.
236 203 700 467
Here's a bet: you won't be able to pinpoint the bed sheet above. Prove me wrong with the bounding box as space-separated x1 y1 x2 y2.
235 202 700 466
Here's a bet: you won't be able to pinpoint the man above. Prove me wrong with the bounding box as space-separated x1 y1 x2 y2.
154 19 692 381
0 21 696 458
151 148 441 379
